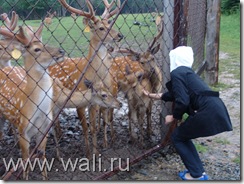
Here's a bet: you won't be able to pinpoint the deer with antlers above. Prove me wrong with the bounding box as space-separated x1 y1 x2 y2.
48 0 123 158
0 22 65 179
107 27 163 146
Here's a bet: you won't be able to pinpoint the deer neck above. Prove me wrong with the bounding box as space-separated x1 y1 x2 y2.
23 57 53 97
87 38 112 82
55 86 93 108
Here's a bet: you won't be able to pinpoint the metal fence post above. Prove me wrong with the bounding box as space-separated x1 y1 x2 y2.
160 0 174 140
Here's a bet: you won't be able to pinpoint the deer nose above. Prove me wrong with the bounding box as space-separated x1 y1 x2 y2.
118 33 124 40
119 102 123 108
59 49 65 55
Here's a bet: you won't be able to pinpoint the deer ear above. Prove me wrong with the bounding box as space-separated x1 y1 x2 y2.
83 17 94 29
150 44 160 55
127 54 140 61
125 64 131 75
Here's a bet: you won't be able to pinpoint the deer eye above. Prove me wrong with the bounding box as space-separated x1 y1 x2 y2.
34 48 41 52
108 20 112 24
101 94 108 98
99 27 105 31
0 48 2 51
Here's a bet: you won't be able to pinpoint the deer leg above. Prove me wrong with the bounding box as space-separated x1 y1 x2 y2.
36 135 48 180
52 109 62 160
128 102 137 142
88 105 99 156
109 108 115 142
77 107 90 159
52 124 61 160
137 107 146 148
146 103 152 138
97 108 102 132
101 108 109 148
18 134 30 180
0 115 4 139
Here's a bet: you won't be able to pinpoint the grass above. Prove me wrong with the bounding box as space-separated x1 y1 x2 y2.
194 143 208 153
219 12 240 55
232 156 240 164
8 13 158 58
213 137 230 145
219 13 240 77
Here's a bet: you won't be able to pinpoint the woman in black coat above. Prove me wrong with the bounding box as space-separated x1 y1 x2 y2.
143 46 232 180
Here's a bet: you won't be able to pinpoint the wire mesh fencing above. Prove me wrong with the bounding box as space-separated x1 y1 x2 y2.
0 0 208 180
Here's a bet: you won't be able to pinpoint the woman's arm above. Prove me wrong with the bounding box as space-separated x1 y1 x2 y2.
142 89 162 100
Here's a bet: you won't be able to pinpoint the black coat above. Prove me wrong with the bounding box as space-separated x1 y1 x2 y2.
162 66 232 138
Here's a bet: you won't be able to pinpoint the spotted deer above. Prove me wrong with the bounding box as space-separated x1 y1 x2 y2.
0 11 19 68
108 27 163 146
48 0 123 158
0 22 65 180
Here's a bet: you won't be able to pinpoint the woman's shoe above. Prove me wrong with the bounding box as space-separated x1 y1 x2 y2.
179 171 209 180
178 170 189 178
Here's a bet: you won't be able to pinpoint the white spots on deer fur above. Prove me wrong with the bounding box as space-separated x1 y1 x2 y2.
63 65 69 69
59 76 65 80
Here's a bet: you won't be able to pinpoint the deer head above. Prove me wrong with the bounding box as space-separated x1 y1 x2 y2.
59 0 123 43
117 26 163 76
84 79 121 109
116 26 163 93
0 22 65 70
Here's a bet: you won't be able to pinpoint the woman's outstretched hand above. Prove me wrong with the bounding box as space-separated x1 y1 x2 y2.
142 89 163 100
165 115 175 125
142 89 150 96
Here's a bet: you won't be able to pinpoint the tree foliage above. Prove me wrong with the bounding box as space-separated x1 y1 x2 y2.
0 0 163 20
221 0 240 15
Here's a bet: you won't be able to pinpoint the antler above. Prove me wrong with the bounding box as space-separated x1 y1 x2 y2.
0 22 44 46
0 11 19 31
58 0 99 23
0 27 15 39
148 25 163 51
101 0 121 20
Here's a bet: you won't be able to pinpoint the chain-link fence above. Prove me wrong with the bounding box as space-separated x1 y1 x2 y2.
0 0 211 180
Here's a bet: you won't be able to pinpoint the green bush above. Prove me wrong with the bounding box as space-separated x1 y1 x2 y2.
221 0 240 15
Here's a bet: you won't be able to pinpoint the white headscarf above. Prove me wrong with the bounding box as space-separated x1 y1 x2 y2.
169 46 194 72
